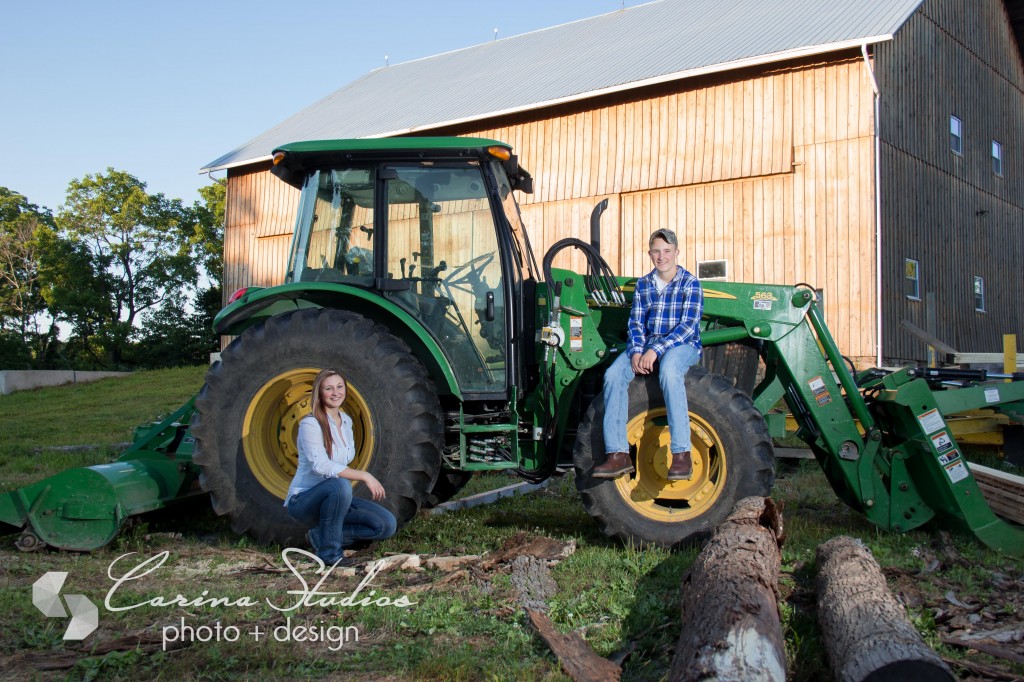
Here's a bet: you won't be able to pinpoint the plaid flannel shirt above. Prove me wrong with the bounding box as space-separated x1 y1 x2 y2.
627 265 703 357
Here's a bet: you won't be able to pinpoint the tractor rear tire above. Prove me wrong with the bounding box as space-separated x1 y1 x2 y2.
573 366 774 547
191 308 443 547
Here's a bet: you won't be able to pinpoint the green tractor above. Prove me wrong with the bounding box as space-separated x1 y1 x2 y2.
3 137 1023 555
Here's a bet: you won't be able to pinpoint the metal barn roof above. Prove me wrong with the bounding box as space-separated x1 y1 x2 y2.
202 0 925 173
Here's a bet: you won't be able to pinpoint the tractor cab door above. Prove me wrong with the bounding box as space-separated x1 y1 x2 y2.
382 164 507 395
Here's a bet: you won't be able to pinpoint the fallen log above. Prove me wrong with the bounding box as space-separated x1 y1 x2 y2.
669 497 786 682
816 536 955 682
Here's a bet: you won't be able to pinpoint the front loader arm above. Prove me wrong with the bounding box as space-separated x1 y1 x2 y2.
700 283 1023 555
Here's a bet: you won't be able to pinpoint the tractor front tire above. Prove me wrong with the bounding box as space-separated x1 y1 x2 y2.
574 366 774 547
191 308 443 547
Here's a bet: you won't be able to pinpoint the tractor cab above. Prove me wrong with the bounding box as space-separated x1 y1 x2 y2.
273 138 537 398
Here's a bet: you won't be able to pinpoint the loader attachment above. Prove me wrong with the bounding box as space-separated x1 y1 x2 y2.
0 398 203 551
746 291 1024 556
870 368 1024 556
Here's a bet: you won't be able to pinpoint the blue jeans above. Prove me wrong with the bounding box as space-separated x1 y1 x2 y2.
286 478 397 564
602 344 701 455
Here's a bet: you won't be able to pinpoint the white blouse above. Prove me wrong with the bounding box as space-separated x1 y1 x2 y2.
284 413 356 505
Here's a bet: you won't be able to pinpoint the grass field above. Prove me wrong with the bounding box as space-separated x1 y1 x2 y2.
1 368 1022 681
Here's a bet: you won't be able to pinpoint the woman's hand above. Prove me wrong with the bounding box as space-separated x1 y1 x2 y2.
340 469 386 500
362 472 386 500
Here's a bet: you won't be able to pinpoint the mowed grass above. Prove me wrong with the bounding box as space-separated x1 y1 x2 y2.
0 369 1022 680
0 365 208 492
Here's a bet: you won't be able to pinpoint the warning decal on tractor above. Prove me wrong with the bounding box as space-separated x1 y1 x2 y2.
569 317 583 352
930 430 953 454
917 408 945 434
937 448 961 466
808 376 831 406
985 387 1000 403
944 459 969 483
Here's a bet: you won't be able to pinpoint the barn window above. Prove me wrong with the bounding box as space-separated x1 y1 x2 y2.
993 140 1003 176
950 116 963 155
697 259 728 281
904 259 920 300
974 276 985 312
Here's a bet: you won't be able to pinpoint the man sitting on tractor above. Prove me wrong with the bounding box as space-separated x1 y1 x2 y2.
592 228 704 481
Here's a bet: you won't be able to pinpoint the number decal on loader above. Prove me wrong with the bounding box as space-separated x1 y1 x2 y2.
751 291 777 311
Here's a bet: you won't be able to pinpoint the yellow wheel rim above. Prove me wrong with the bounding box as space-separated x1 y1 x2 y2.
241 368 375 499
613 408 727 522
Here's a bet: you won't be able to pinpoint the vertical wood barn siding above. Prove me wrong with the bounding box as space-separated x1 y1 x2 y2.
874 0 1024 363
445 56 878 364
223 55 880 363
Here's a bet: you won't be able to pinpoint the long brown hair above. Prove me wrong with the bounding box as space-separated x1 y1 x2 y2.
310 368 345 458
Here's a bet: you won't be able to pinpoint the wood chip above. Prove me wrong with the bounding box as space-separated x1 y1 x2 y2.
424 555 481 571
366 553 421 572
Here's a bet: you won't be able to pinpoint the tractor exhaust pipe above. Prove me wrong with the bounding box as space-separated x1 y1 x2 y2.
590 199 609 254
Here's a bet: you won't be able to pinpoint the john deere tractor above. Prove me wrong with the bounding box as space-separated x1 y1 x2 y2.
3 137 1023 556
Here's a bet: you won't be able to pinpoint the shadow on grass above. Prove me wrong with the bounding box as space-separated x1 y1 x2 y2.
616 547 698 682
474 476 621 548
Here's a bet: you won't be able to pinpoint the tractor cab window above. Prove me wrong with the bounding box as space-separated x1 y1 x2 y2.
383 164 506 393
286 168 376 285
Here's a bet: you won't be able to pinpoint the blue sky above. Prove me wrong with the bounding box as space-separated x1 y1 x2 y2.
1 1 645 213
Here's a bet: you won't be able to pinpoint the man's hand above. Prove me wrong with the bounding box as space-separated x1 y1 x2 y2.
632 349 659 374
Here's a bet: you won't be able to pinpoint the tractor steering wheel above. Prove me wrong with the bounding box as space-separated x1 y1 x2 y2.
443 252 495 288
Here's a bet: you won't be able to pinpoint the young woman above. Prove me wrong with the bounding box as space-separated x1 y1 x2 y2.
284 368 397 565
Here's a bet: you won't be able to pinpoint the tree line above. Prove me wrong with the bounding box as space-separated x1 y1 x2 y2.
0 170 225 370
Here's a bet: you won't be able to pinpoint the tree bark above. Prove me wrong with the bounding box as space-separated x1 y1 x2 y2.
816 536 955 682
669 496 786 682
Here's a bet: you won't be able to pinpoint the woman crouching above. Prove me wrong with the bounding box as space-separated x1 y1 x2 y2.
284 368 397 565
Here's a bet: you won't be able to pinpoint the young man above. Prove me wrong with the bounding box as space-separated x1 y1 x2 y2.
592 228 704 481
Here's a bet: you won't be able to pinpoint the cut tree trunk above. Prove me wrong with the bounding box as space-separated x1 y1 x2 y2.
669 496 786 682
816 536 955 682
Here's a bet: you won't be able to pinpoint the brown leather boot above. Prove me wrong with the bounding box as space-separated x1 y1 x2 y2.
592 452 635 478
667 451 693 481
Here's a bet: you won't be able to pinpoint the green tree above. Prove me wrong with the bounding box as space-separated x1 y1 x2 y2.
55 169 197 368
186 179 226 361
191 180 225 288
0 188 60 366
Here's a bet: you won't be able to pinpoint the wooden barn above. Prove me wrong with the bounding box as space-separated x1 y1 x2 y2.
202 0 1024 367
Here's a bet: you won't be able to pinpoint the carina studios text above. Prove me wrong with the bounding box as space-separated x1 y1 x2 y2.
103 549 418 612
